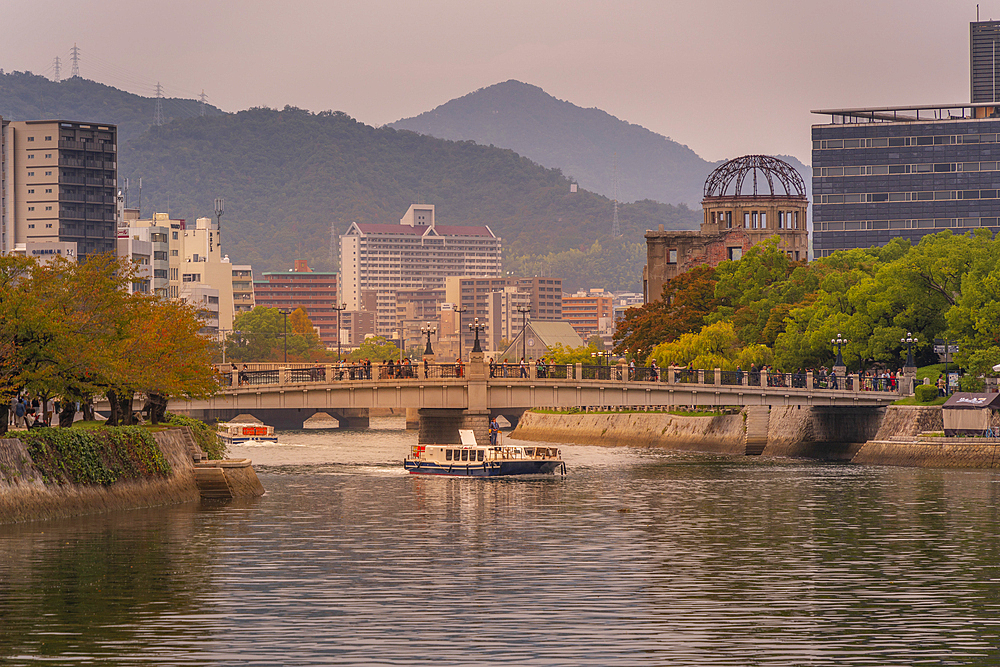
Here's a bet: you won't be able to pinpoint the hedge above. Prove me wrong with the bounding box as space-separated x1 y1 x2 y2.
18 427 171 486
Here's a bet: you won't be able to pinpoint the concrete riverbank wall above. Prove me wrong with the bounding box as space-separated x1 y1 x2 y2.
513 406 883 460
517 404 1000 469
0 427 264 525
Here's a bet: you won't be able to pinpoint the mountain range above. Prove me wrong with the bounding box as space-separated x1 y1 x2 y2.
391 80 810 207
0 71 809 291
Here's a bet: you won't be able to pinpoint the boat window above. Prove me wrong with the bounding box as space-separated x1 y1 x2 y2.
446 449 452 461
461 449 468 461
477 450 484 461
524 448 534 457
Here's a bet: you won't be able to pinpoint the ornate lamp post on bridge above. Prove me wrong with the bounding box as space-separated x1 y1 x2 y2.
279 308 292 364
421 322 437 356
469 317 485 354
332 302 347 361
831 333 848 383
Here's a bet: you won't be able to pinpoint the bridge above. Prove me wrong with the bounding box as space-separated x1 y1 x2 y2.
168 355 903 444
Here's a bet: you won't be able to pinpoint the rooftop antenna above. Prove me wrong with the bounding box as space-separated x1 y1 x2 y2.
123 177 129 208
611 151 622 238
137 177 142 217
154 82 164 126
70 44 80 78
199 90 208 116
53 56 61 83
214 197 225 246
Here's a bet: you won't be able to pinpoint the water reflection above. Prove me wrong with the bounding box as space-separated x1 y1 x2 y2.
1 419 999 665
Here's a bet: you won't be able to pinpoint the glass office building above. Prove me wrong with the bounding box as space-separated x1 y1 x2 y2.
811 103 1000 257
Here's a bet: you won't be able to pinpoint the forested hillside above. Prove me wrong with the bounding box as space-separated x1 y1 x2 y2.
0 71 224 142
119 106 700 290
391 80 811 207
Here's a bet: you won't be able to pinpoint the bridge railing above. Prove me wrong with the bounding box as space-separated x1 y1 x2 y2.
216 362 898 394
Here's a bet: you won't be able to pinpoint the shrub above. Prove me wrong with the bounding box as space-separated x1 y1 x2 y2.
960 375 985 393
165 413 226 460
915 384 940 403
19 427 170 485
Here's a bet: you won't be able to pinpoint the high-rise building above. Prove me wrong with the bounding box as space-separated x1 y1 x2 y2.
252 259 339 346
0 118 117 259
232 265 255 315
340 204 502 337
812 21 1000 257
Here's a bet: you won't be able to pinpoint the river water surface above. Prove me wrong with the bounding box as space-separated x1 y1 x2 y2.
2 416 1000 665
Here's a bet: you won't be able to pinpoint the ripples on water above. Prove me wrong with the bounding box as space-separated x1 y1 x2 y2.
2 416 1000 665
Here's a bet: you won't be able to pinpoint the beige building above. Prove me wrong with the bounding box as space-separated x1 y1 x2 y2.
644 155 809 302
232 264 255 315
0 117 117 259
340 204 502 337
125 212 234 334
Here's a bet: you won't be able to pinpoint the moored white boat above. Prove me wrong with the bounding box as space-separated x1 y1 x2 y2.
404 429 565 476
218 421 278 446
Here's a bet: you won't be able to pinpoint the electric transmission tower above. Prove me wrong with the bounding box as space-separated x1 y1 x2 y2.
199 90 208 116
53 56 61 82
154 82 164 126
70 44 80 77
611 151 622 238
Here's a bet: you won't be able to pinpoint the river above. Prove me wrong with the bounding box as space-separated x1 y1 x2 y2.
2 416 999 665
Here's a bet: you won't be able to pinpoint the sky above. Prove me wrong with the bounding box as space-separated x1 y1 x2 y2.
0 0 990 165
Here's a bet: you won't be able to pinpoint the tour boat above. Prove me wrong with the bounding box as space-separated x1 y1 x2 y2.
217 421 278 446
404 429 566 476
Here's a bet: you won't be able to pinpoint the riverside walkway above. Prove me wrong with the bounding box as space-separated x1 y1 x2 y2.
167 357 902 433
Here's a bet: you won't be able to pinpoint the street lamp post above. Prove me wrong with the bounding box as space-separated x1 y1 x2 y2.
901 332 918 368
453 306 466 360
332 302 347 361
516 306 531 361
831 333 848 369
421 322 437 356
279 308 292 363
469 317 485 354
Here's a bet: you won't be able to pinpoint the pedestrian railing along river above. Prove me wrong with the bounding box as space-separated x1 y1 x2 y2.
215 362 902 395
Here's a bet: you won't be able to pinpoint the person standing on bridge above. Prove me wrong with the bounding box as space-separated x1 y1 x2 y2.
520 358 528 378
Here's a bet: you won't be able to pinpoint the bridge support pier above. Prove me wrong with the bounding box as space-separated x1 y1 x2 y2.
405 408 421 430
418 408 490 446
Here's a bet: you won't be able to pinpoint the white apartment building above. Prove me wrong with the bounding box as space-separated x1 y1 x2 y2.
124 212 234 334
340 204 502 337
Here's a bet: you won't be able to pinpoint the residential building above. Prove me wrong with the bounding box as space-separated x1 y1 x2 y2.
445 276 563 352
812 20 1000 256
499 321 584 362
125 212 233 334
340 204 502 337
0 118 117 259
644 155 808 302
232 265 255 315
562 289 614 340
340 310 376 348
115 234 152 293
253 259 339 346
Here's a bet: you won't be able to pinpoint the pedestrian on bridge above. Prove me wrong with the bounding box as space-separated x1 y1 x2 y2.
520 358 528 378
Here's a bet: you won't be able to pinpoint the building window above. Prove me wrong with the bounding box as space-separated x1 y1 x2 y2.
45 206 52 211
45 223 52 228
44 171 52 176
27 171 34 176
44 154 52 158
45 188 52 193
27 207 34 211
28 224 35 228
728 247 743 261
172 232 178 240
27 155 34 159
27 189 34 194
667 249 678 264
45 136 51 141
743 212 749 228
760 212 767 229
27 137 34 142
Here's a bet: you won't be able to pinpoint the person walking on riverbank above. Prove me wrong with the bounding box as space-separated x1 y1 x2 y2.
13 399 25 429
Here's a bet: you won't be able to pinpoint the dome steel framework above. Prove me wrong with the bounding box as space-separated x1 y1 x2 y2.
703 155 807 199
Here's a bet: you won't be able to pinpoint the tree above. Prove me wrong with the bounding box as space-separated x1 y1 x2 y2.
613 264 719 358
648 321 773 370
348 336 400 362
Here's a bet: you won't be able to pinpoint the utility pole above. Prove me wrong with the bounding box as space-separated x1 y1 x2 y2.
70 44 80 78
199 90 208 116
53 56 61 83
517 306 531 361
332 302 347 361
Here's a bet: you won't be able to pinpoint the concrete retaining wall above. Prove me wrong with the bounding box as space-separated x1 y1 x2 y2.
0 428 201 525
513 411 747 454
853 440 1000 468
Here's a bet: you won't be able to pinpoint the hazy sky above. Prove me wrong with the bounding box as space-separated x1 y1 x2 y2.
1 0 990 165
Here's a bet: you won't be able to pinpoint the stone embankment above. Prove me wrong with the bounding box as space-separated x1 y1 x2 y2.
517 404 1000 469
514 406 882 460
0 427 264 524
852 405 1000 468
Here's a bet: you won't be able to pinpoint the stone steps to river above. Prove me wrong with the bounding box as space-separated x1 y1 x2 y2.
745 406 770 456
193 466 233 499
